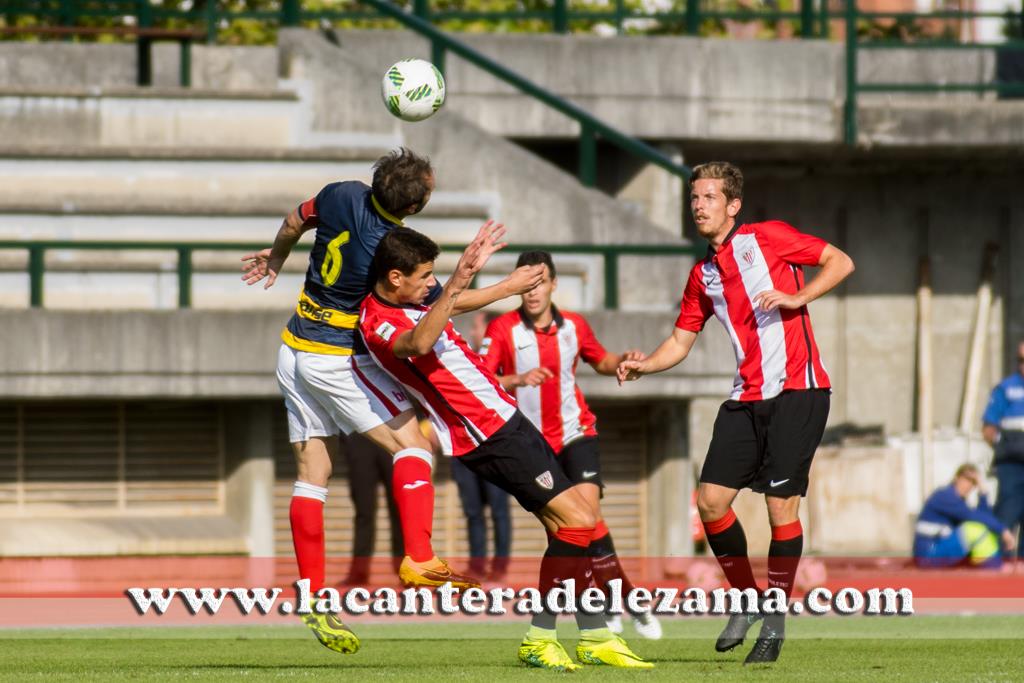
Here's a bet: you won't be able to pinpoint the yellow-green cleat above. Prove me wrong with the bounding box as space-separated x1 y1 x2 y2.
300 601 360 654
576 635 654 669
518 637 580 672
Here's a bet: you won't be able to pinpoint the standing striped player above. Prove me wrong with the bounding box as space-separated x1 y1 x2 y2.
618 161 854 664
481 250 661 639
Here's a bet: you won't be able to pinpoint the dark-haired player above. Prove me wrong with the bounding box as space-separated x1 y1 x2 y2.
618 161 854 664
481 250 661 639
360 226 653 671
242 148 542 654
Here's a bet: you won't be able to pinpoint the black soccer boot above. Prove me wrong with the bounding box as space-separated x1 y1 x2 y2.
743 615 785 665
715 611 764 652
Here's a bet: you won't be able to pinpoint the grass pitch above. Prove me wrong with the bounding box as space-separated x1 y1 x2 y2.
0 616 1018 681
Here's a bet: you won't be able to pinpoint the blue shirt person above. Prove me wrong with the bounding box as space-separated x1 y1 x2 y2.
914 464 1015 567
982 340 1024 557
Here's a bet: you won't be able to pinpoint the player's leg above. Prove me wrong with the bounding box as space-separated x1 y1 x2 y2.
698 400 764 654
745 388 830 665
559 437 661 639
275 345 358 654
483 418 650 669
298 352 477 588
340 434 379 585
483 478 512 580
451 456 489 576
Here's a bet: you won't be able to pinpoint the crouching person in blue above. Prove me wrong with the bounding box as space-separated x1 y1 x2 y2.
913 464 1016 568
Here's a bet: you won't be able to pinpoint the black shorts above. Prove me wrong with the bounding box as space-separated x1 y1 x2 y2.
700 389 830 497
458 411 575 513
558 436 604 489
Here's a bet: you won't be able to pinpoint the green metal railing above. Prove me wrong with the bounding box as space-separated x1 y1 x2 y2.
0 240 702 310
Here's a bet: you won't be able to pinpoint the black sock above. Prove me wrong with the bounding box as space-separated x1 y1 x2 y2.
589 525 638 618
703 509 759 593
767 521 803 601
531 529 592 631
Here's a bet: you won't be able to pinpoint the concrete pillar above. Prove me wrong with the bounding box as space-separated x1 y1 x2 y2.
645 401 690 570
615 142 684 238
224 402 277 558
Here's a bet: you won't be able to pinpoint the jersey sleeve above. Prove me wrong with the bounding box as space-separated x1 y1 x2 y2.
360 305 415 357
481 317 511 375
982 383 1008 426
755 220 828 266
574 315 608 365
675 266 713 332
423 281 443 306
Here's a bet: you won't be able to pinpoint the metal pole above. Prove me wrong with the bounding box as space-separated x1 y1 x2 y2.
843 0 858 145
413 0 429 20
177 247 193 308
686 0 700 35
282 0 300 26
28 247 44 308
431 40 446 76
553 0 568 33
800 0 814 38
604 252 619 310
579 124 597 188
179 39 192 87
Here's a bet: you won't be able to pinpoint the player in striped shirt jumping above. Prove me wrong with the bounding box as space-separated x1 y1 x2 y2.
618 161 854 664
481 250 662 640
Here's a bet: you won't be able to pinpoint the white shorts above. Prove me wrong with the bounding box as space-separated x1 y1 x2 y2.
276 344 413 443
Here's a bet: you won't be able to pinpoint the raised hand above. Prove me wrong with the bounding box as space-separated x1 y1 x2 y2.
505 264 545 295
452 220 507 289
240 248 282 289
621 349 647 363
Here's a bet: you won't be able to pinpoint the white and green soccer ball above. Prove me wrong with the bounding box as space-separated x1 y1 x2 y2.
381 59 446 122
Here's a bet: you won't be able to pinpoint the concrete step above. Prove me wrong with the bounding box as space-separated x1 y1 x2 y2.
0 86 400 149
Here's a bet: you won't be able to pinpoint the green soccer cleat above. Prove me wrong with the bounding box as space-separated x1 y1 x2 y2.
301 601 360 654
576 635 654 669
518 636 580 672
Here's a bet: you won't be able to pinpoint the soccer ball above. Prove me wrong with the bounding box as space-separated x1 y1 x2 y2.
381 59 446 122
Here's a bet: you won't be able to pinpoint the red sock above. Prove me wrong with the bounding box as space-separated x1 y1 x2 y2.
393 452 435 562
290 494 325 593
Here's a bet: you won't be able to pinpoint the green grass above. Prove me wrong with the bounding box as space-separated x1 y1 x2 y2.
0 617 1019 681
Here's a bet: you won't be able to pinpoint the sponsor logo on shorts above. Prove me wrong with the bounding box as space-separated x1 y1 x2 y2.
581 470 598 479
535 471 554 490
403 480 429 490
375 322 397 342
769 478 790 488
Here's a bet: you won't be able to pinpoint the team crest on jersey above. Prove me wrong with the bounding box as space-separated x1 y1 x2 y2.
741 249 755 266
535 471 554 490
375 322 397 342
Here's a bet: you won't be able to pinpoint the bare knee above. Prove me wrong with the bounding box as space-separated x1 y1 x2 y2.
697 484 734 522
765 495 800 527
294 437 334 487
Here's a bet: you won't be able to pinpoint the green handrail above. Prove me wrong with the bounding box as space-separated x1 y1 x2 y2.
0 239 702 311
358 0 692 190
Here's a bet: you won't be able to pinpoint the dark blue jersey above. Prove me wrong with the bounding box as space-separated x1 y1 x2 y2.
282 181 440 355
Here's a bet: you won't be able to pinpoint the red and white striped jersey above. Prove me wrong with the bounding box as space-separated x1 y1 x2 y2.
482 307 607 453
359 292 517 456
676 221 831 402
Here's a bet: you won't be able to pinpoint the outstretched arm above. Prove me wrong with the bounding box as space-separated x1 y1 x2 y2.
616 328 698 385
452 264 545 315
392 222 506 358
241 208 310 289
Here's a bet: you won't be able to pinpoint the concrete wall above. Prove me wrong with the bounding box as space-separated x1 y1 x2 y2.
2 34 1020 147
